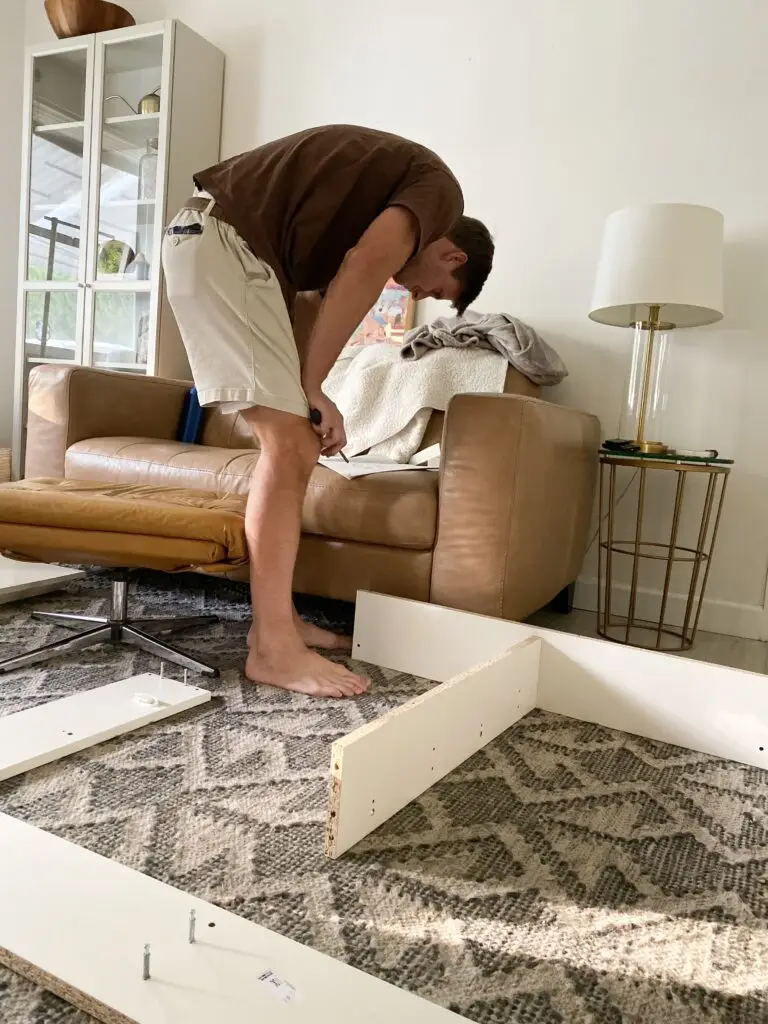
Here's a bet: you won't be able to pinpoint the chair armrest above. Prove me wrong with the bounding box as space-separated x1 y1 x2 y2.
25 365 192 479
431 393 600 620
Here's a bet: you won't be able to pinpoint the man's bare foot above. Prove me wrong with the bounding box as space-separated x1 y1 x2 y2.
296 618 353 652
245 647 369 698
247 618 352 653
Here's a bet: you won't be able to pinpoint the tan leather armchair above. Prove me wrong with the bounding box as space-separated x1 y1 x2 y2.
24 363 600 621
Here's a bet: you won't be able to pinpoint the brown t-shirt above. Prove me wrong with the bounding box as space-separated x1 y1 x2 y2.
195 125 464 312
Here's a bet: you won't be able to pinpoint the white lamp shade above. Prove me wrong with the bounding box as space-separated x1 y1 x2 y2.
589 203 724 328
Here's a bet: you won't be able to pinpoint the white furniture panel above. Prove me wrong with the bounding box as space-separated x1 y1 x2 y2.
353 591 768 771
327 639 540 857
0 673 211 783
0 813 469 1023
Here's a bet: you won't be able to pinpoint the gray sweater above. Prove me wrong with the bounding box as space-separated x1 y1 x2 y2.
401 311 567 386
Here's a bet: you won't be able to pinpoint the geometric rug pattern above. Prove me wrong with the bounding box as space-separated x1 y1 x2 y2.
0 571 767 1022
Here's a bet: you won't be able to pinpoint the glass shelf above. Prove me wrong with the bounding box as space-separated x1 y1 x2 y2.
104 113 160 126
103 113 161 149
101 199 156 207
35 121 86 135
600 448 733 466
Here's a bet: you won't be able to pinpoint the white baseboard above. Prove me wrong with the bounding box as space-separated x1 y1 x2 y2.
574 577 765 641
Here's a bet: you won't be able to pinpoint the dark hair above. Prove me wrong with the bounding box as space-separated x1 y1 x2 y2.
447 216 494 315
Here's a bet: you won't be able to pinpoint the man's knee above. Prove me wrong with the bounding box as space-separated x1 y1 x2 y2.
242 407 320 472
273 425 321 471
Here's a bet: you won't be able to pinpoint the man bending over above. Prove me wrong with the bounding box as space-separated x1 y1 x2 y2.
162 124 494 699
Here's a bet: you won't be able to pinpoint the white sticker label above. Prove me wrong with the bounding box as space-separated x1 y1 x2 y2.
258 968 297 1004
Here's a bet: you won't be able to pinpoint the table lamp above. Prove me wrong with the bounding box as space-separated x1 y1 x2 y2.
589 203 724 454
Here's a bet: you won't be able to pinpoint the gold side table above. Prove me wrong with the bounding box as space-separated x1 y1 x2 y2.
598 450 732 651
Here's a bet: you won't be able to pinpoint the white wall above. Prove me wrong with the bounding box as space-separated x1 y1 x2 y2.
0 0 25 447
26 0 768 638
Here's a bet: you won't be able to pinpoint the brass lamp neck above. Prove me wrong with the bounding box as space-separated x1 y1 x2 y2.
636 304 662 448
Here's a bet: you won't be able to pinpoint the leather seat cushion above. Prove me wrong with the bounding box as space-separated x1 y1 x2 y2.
66 438 438 550
0 478 248 572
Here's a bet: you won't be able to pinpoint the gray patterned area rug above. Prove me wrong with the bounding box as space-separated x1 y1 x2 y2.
0 570 767 1023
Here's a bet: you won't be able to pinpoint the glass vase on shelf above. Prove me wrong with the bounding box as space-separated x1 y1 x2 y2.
138 138 159 201
619 319 670 450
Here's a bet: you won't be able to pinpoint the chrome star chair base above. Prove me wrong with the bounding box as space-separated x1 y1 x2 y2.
0 571 220 677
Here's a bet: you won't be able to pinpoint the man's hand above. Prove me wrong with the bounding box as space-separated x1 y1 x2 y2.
307 390 347 457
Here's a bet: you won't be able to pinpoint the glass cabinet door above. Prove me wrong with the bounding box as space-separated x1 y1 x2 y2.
85 29 168 373
22 287 82 364
90 290 151 371
24 43 92 334
90 31 167 290
27 46 91 286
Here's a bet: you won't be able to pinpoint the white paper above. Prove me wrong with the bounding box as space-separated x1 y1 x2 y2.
319 456 433 479
409 443 441 467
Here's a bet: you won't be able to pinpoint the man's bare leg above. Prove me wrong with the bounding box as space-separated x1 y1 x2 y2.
240 406 368 698
247 614 353 653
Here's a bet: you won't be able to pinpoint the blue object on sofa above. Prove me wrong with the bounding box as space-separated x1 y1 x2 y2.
178 388 204 444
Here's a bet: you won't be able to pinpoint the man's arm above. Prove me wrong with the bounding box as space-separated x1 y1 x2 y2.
301 206 418 396
292 290 323 368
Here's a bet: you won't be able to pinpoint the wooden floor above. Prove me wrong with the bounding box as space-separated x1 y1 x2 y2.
526 607 768 675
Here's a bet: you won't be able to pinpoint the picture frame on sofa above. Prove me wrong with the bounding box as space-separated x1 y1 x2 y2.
342 278 415 354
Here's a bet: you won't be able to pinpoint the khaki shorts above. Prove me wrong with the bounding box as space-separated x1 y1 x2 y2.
162 202 309 416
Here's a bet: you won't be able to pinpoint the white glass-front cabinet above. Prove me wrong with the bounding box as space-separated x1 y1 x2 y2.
15 20 225 472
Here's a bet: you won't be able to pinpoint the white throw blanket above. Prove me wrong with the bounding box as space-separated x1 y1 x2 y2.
324 344 507 461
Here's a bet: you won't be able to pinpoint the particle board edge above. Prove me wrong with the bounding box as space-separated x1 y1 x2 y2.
0 946 134 1024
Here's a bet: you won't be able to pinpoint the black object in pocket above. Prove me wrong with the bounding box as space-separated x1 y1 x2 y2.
167 224 203 236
